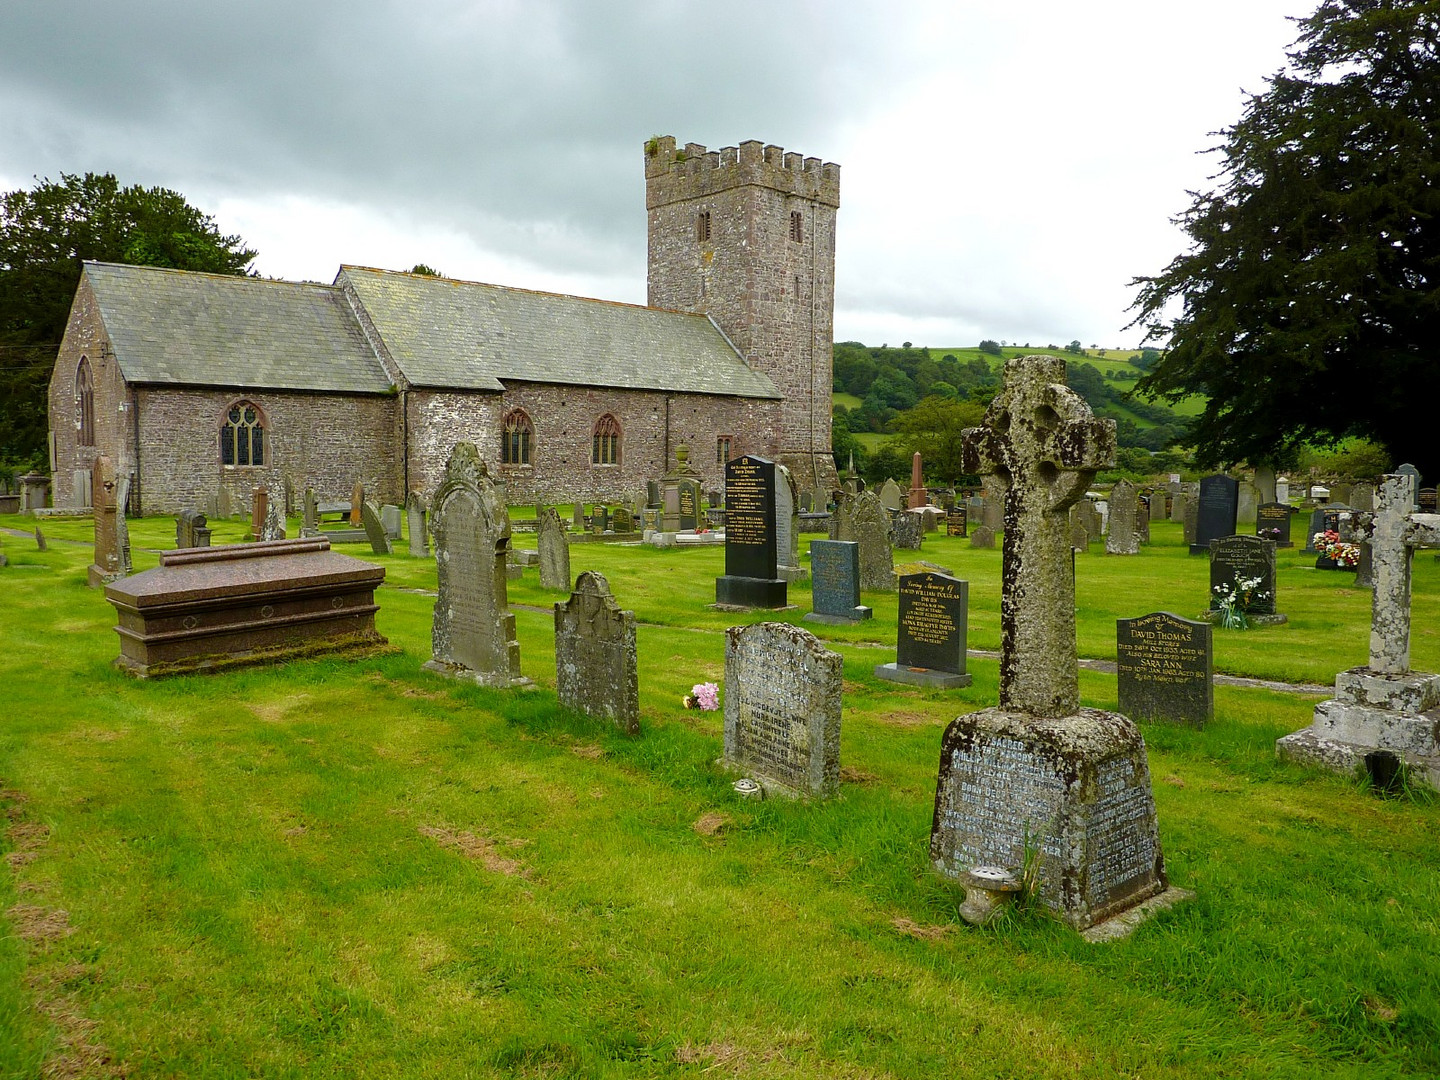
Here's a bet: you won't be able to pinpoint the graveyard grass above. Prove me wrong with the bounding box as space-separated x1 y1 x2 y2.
0 513 1437 1078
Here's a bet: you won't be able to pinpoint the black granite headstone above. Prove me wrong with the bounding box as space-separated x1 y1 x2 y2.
715 455 786 608
803 540 872 624
678 480 700 531
1116 612 1213 727
874 571 971 688
1421 489 1437 513
646 480 660 508
1209 535 1278 615
1255 502 1293 547
1190 474 1239 554
946 506 968 537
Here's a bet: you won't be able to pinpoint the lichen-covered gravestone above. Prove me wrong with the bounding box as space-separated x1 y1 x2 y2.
537 505 571 590
554 571 638 734
87 456 128 588
931 355 1172 933
1105 479 1139 555
1278 473 1440 786
969 524 995 549
259 499 287 542
774 463 807 582
892 510 923 551
423 443 532 689
361 500 392 555
723 622 843 797
407 492 429 557
851 490 894 592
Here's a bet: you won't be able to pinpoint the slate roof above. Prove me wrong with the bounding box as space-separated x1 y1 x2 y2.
84 262 393 394
337 266 780 399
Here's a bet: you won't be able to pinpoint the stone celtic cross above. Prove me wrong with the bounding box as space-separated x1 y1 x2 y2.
962 356 1115 717
1340 473 1440 674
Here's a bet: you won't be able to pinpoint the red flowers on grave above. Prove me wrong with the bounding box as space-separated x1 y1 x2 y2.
1312 529 1360 568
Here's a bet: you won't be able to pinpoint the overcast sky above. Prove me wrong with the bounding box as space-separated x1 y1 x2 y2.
0 1 1311 350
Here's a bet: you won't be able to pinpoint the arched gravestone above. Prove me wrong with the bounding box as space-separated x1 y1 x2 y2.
1190 475 1239 554
1104 479 1139 555
1206 535 1286 625
407 492 429 557
423 443 532 689
554 571 638 734
931 356 1171 933
851 490 894 592
537 505 571 590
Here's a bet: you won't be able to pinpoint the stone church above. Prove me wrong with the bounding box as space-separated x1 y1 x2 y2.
47 136 840 515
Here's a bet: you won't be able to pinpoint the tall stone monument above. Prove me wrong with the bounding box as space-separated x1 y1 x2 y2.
423 443 532 689
715 455 788 609
907 451 927 509
930 356 1172 933
554 571 639 734
1278 473 1440 786
87 456 129 588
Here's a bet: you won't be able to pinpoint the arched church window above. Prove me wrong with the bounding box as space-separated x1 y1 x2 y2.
502 409 533 466
592 414 620 466
76 357 95 447
220 402 265 467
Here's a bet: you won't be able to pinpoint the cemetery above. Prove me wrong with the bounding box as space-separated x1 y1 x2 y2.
1 368 1438 1073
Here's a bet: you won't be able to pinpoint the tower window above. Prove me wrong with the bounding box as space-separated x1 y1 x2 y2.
76 357 95 447
696 210 711 243
221 401 265 467
717 436 733 464
790 210 803 243
501 408 533 466
592 414 621 466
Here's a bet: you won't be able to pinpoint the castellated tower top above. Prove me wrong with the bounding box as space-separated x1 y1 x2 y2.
644 136 840 210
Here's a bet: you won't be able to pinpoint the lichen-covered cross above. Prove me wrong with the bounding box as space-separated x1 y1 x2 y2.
1340 474 1440 674
962 356 1116 717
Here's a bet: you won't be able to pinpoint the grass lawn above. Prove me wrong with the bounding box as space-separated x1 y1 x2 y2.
0 511 1436 1077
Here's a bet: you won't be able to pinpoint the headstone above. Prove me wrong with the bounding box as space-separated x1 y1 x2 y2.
723 622 842 797
73 468 93 509
1330 481 1353 507
537 505 571 590
803 540 872 624
423 442 532 689
1351 482 1374 513
613 506 635 534
590 506 609 534
573 503 585 532
641 508 659 532
1353 538 1375 589
981 495 1004 532
716 455 787 609
1182 497 1199 546
931 355 1169 932
350 481 364 527
851 490 894 592
380 504 402 540
1279 473 1440 784
774 464 806 582
1421 489 1438 513
646 480 660 508
1116 613 1213 727
919 506 941 533
87 457 126 588
908 452 927 509
406 492 429 557
1208 535 1284 621
303 488 320 534
1395 464 1421 507
554 571 639 735
828 491 855 542
1190 475 1239 554
677 479 700 531
879 478 903 511
1104 479 1139 555
892 510 924 551
1169 491 1188 524
969 524 995 549
18 472 48 512
1255 502 1293 547
946 506 968 537
1312 485 1331 502
259 499 286 542
251 486 268 538
1236 481 1259 527
361 501 393 555
176 509 208 549
1303 507 1328 554
875 571 971 688
1069 510 1089 552
215 485 230 520
1275 478 1290 504
1313 505 1351 569
1136 494 1151 544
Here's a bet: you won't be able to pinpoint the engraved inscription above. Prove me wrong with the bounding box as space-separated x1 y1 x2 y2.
1087 756 1157 899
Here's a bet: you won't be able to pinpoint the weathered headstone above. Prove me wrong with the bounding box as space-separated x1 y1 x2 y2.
1330 481 1353 507
1069 511 1089 552
1104 479 1139 555
931 355 1170 932
361 501 393 555
251 486 268 539
303 488 320 535
1275 477 1291 504
87 456 127 588
554 571 638 734
1279 473 1440 785
828 490 855 542
1136 493 1151 544
537 505 570 590
1182 497 1199 546
380 504 402 540
723 622 842 797
1190 475 1239 554
1169 491 1188 524
969 524 995 549
350 481 364 527
851 490 894 592
1236 480 1259 527
34 527 46 552
176 509 208 549
946 506 968 537
215 484 231 520
1396 464 1421 506
774 463 806 582
879 478 904 512
1351 482 1375 513
573 503 585 532
875 571 971 688
1116 613 1213 727
1208 534 1285 623
259 499 286 542
892 510 924 551
1255 502 1293 547
646 480 660 508
803 540 872 624
407 492 429 557
716 455 787 608
423 443 531 689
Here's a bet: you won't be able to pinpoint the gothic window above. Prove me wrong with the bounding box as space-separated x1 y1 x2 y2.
502 408 533 466
789 210 803 243
220 402 265 467
696 210 711 243
716 435 732 464
592 414 620 466
76 357 95 447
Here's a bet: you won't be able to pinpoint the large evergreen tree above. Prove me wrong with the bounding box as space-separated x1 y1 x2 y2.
0 173 256 465
1130 0 1440 481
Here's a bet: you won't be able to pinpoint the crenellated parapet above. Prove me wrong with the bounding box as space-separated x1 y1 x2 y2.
644 135 840 209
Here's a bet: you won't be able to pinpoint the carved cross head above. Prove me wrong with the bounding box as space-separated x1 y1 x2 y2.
961 356 1115 514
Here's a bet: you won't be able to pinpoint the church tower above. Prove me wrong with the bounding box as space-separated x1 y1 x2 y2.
645 136 840 492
